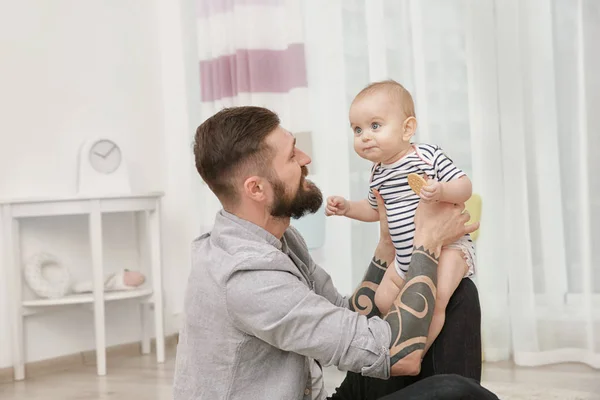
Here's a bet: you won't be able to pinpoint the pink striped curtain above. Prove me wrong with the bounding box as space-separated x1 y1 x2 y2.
196 0 310 132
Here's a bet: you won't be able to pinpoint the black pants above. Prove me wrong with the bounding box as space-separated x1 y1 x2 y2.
328 278 498 400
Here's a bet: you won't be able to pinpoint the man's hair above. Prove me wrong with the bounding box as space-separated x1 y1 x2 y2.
353 79 416 118
193 106 280 203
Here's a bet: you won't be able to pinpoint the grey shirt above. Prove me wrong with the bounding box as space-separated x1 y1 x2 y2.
173 210 391 400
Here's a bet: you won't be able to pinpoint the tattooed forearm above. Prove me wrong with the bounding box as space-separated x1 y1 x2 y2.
349 257 388 318
384 247 438 365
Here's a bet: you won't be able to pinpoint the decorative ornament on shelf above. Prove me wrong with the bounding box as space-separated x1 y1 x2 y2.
71 269 146 293
24 252 71 299
77 137 132 196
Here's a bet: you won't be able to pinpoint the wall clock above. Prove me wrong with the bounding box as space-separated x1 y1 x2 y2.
77 137 131 195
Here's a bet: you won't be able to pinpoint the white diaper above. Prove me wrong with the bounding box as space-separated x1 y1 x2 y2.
393 235 476 280
444 235 476 278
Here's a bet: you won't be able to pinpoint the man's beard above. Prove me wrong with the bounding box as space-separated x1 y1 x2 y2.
269 166 323 219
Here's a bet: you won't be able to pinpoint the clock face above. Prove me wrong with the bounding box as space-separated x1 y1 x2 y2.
88 139 122 174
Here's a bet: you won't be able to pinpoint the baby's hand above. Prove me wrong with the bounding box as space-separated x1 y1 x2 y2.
420 179 443 203
325 196 349 216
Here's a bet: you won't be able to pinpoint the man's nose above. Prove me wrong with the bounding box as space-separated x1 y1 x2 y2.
296 148 311 166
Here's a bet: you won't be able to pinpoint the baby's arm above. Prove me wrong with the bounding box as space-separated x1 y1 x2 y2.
440 176 472 204
346 199 379 222
421 146 473 204
325 197 379 222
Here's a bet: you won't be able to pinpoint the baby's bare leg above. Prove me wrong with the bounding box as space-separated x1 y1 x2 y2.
375 266 405 314
424 248 469 354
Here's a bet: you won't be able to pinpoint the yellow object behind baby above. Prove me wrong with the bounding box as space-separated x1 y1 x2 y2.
464 193 483 361
406 173 482 241
464 194 482 242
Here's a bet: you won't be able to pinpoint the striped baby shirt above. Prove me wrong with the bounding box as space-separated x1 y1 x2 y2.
368 143 468 278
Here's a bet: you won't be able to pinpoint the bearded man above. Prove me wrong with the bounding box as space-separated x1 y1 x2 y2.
173 106 496 400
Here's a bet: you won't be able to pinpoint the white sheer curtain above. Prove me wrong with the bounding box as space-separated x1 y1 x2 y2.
492 0 600 367
310 0 600 367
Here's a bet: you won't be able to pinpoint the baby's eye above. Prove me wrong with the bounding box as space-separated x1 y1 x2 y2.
371 122 380 130
354 127 362 135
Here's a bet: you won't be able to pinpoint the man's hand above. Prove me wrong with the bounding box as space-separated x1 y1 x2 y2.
413 200 479 258
325 196 349 216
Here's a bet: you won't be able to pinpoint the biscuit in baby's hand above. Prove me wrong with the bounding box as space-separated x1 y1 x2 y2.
407 173 427 196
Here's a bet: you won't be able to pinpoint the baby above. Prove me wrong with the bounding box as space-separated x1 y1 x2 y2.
326 80 476 354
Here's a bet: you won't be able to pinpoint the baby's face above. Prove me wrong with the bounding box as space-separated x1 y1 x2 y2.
349 91 411 164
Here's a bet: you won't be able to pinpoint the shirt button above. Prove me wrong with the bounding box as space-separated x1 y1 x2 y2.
304 388 310 395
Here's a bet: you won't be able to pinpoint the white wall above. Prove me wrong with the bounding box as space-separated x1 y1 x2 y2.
0 0 200 368
154 0 203 316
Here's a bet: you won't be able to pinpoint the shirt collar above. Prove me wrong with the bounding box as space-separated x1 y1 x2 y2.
218 209 284 251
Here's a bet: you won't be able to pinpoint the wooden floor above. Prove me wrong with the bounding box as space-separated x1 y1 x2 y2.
1 345 599 399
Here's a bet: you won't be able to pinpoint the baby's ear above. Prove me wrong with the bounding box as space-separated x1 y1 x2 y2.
402 117 417 141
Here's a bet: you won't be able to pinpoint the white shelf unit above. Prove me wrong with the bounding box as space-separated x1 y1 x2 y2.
0 192 166 381
22 287 154 308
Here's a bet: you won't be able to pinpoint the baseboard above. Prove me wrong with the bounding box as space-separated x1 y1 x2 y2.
0 334 178 384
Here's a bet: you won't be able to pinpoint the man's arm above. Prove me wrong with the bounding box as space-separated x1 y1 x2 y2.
349 190 396 318
384 200 479 376
348 257 388 318
226 257 391 379
384 246 438 375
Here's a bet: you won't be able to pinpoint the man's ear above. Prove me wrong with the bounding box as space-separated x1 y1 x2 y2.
243 175 268 202
402 117 417 141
